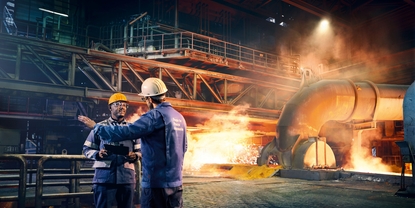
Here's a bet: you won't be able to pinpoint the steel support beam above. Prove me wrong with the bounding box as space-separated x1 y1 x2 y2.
121 70 141 93
197 74 222 104
124 61 145 82
0 78 280 122
258 89 275 108
25 55 58 84
162 68 192 99
76 66 103 89
0 66 11 78
25 45 67 85
78 54 115 91
87 50 299 93
229 84 255 105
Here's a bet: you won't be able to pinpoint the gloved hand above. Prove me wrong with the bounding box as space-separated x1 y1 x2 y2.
126 151 141 163
96 149 108 160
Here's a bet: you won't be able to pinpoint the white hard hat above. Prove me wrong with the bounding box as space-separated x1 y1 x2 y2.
139 77 168 97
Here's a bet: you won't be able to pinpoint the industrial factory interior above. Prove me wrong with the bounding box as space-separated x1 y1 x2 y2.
0 0 415 207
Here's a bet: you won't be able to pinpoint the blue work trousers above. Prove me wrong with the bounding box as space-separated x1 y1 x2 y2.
141 186 183 208
93 183 135 208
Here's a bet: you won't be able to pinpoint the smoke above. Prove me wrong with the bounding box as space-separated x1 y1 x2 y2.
342 128 393 173
280 16 402 82
125 106 147 123
295 22 350 72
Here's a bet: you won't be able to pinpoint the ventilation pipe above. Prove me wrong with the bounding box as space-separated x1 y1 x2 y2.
258 79 408 169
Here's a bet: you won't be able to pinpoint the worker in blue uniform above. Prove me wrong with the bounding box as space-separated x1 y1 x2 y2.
82 92 141 208
79 77 187 208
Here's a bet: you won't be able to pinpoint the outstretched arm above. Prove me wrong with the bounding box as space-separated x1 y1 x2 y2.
78 114 157 142
78 115 96 128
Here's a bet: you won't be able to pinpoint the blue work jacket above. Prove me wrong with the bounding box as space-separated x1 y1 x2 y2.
83 117 140 184
94 102 187 188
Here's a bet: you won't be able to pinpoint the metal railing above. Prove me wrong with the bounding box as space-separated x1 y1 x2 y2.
2 18 300 74
2 6 17 35
0 95 91 119
0 154 26 208
99 32 300 73
0 154 141 208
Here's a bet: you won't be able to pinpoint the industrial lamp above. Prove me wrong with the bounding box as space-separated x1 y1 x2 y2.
39 8 68 17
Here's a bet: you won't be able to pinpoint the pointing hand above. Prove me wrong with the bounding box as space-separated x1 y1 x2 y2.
78 115 96 128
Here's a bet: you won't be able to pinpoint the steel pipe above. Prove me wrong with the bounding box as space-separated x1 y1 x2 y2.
259 79 408 168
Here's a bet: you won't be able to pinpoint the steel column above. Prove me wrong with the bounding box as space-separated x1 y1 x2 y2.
193 73 197 100
15 44 21 80
224 79 228 104
118 60 123 91
68 53 76 86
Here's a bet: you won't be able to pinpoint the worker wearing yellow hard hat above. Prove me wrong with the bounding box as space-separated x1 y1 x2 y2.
82 92 140 208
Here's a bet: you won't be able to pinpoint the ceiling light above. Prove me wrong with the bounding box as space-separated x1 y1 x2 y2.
266 17 275 23
39 8 68 17
317 19 330 33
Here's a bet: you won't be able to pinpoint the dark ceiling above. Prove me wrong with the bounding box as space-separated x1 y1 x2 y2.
0 0 413 127
86 0 415 53
0 0 411 86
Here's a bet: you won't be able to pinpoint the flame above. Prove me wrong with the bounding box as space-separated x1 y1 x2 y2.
184 104 259 171
343 138 392 174
126 105 261 171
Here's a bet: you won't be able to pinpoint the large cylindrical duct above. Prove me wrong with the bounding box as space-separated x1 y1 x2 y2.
402 80 415 190
258 79 408 169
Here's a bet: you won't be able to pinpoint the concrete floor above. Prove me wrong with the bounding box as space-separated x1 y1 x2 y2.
182 175 414 208
1 167 415 208
180 165 415 208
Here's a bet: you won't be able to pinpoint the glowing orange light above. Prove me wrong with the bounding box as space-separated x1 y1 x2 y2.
184 105 260 171
126 105 261 172
125 106 146 122
344 137 393 174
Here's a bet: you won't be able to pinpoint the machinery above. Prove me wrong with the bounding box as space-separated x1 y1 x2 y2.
400 80 415 195
258 79 408 169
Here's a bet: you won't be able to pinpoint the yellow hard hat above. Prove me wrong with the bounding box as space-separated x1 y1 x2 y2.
108 93 128 105
139 78 168 97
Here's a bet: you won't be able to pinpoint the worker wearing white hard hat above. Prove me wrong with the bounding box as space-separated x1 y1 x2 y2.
79 77 187 208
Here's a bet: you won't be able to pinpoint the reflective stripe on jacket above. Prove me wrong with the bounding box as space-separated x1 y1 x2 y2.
83 117 140 184
94 102 187 188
